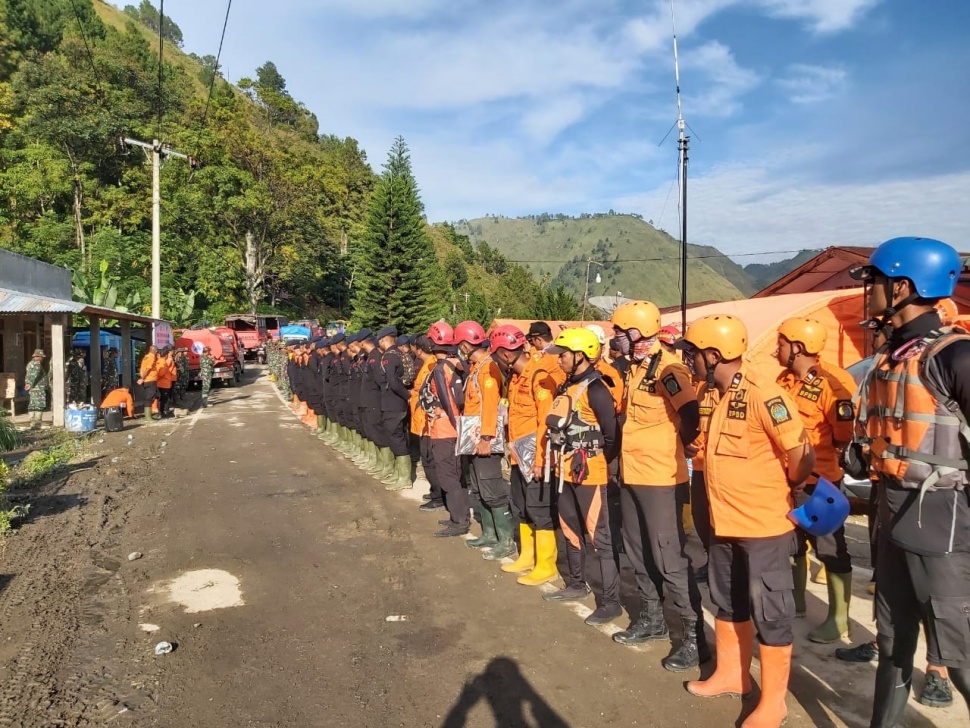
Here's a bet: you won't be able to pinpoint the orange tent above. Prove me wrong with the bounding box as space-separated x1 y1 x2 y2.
487 319 616 339
659 290 870 373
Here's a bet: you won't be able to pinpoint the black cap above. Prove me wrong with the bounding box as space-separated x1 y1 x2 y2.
376 326 398 339
329 332 346 345
528 321 552 338
396 334 411 346
357 328 372 341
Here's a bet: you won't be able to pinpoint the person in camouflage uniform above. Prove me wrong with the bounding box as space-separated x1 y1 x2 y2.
278 343 292 400
24 349 49 429
200 347 215 407
175 349 189 403
102 347 120 395
67 349 88 405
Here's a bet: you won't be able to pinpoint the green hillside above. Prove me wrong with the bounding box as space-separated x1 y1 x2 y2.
744 249 821 291
454 214 752 308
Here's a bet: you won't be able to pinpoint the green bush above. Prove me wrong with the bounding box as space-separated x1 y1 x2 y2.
0 409 21 453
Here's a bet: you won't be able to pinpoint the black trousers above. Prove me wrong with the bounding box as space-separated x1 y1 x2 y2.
689 469 712 553
466 454 510 509
158 386 171 415
794 480 852 573
709 531 798 646
383 410 410 457
361 407 385 447
509 468 556 531
431 438 468 527
620 483 702 620
559 483 620 606
420 436 443 502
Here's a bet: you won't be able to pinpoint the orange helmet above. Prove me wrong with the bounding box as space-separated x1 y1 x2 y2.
611 301 661 338
683 315 748 360
778 317 827 355
657 325 681 345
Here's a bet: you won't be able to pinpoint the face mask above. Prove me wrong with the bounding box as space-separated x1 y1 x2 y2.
615 328 639 356
632 336 657 363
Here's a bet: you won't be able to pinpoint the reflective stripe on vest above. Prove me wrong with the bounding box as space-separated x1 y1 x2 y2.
857 329 970 524
546 376 603 453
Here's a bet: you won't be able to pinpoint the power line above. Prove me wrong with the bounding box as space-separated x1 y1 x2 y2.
504 249 811 264
193 0 233 153
67 0 103 94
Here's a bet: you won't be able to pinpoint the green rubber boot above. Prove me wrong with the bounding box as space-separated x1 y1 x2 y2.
373 448 395 479
366 446 387 475
352 436 370 464
466 496 498 549
314 415 325 436
809 571 851 643
483 507 516 560
792 554 808 617
383 455 413 491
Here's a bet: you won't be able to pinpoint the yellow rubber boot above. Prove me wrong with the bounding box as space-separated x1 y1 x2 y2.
688 619 754 698
517 529 559 586
501 523 536 574
741 644 792 728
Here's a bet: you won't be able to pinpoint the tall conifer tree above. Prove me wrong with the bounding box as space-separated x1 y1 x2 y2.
351 137 445 331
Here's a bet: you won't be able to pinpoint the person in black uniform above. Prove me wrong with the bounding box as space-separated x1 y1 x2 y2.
378 326 414 491
327 333 349 451
345 332 367 460
317 339 337 445
354 330 381 472
850 237 970 726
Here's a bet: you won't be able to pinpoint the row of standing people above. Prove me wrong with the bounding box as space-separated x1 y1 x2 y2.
278 237 969 728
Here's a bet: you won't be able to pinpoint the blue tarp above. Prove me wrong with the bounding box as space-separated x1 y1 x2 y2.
279 325 311 340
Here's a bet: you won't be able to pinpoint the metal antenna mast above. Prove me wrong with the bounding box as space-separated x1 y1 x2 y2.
670 0 690 334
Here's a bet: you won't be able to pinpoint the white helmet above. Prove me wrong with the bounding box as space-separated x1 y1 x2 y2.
584 324 607 346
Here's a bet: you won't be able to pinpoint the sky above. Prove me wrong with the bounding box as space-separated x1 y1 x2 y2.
152 0 970 260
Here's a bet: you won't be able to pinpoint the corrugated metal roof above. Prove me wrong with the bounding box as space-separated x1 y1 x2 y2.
0 286 158 324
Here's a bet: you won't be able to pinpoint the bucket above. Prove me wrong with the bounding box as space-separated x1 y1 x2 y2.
65 408 97 432
104 407 124 432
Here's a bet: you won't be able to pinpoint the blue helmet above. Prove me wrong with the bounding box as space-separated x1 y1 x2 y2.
861 237 962 299
788 477 850 537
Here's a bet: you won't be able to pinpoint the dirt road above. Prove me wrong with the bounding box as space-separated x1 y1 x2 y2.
0 368 961 727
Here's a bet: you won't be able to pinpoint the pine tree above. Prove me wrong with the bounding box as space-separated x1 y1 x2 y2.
351 138 445 331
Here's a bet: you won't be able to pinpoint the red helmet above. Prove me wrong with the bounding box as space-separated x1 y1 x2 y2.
657 325 681 345
454 320 486 346
427 321 455 346
488 325 527 354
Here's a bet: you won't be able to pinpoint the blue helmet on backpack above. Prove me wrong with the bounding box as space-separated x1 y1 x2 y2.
854 237 962 299
788 477 850 537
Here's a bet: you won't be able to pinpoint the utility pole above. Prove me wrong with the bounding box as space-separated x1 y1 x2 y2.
121 137 196 320
582 258 603 322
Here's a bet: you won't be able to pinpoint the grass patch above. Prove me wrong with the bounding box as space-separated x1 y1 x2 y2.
0 409 22 453
9 440 80 489
0 460 30 536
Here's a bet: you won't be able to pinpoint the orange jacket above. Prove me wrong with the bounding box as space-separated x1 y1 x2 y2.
776 362 855 483
101 388 134 415
410 357 436 436
428 358 463 440
462 355 502 438
139 352 160 383
508 356 558 469
156 355 176 389
596 358 624 413
620 345 697 486
690 381 720 472
532 350 566 388
705 362 808 539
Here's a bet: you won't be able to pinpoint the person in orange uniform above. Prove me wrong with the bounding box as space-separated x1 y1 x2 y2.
422 321 469 538
489 325 560 586
609 300 708 672
156 346 178 418
775 317 856 643
137 344 161 419
679 314 815 728
540 328 622 626
410 335 445 512
584 324 624 413
686 379 719 583
455 321 514 559
101 387 134 417
527 322 566 387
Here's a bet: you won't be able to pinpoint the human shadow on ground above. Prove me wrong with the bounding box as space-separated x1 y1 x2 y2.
440 656 570 728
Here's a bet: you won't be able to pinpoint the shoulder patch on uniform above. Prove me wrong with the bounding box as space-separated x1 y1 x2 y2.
765 397 792 425
536 389 550 401
662 373 682 396
836 400 855 421
484 378 495 389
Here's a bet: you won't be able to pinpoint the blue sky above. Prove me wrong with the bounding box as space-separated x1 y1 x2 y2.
152 0 970 259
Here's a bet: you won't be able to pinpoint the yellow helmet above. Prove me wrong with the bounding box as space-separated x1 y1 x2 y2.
683 314 748 360
611 300 661 337
778 317 827 355
550 327 601 360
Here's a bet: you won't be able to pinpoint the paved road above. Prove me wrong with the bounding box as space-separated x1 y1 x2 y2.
0 367 961 727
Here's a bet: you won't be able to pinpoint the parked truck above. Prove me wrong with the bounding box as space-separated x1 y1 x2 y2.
224 314 290 359
174 329 241 387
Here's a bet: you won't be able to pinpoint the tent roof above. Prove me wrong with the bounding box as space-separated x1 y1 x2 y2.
0 286 157 324
487 319 616 339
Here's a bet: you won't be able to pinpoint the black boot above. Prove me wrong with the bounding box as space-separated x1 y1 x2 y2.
919 671 954 708
612 597 668 645
869 657 912 728
542 583 591 602
662 616 709 672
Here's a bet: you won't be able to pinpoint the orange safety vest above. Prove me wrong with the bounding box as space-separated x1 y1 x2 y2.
544 374 608 487
410 357 436 436
596 358 624 413
858 328 970 497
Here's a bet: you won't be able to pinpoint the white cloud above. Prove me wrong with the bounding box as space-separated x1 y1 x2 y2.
758 0 884 33
520 96 591 143
777 63 848 103
682 41 762 117
615 159 970 256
